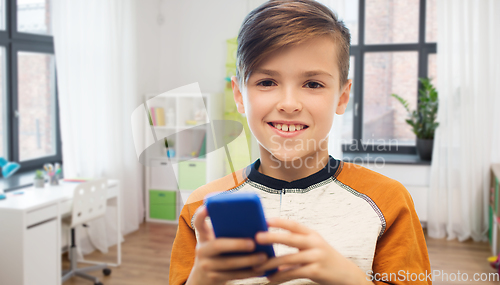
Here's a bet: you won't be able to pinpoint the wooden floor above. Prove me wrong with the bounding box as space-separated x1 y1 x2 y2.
62 222 176 285
63 223 499 285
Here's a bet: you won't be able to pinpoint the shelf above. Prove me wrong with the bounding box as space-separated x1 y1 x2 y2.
156 93 208 99
144 91 223 224
146 218 179 225
178 124 207 129
152 126 176 129
177 157 207 161
152 124 207 130
148 156 207 161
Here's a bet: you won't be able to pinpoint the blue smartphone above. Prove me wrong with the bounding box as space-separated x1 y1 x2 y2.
205 192 277 276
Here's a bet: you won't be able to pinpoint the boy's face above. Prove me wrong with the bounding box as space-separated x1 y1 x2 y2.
232 36 351 162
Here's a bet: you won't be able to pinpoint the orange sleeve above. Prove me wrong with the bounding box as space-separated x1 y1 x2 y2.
169 201 202 285
337 163 432 285
371 184 432 285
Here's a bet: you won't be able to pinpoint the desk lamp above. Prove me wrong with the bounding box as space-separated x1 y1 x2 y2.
0 157 21 200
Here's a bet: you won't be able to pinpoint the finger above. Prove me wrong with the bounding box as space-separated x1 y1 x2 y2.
267 218 312 235
255 230 312 250
208 252 268 271
253 250 317 272
277 264 301 272
198 238 256 257
193 206 214 243
266 263 317 284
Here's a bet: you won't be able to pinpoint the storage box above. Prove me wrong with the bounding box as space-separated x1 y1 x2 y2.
149 190 176 221
150 159 178 190
178 161 206 190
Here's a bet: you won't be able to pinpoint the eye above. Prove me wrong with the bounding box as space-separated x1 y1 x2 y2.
257 80 276 87
304 81 324 89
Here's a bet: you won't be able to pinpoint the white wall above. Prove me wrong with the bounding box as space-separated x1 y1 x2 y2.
136 0 162 95
159 0 266 94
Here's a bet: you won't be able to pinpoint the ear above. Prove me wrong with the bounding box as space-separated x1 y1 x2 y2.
231 76 245 114
335 79 352 115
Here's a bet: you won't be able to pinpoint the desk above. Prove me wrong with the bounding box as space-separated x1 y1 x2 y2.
0 179 121 285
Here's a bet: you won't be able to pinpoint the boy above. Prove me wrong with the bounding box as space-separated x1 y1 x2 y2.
170 0 432 284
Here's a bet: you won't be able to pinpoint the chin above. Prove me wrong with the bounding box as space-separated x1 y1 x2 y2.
269 150 306 163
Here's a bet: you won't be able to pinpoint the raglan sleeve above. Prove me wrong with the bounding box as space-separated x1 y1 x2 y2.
169 202 200 285
370 182 432 285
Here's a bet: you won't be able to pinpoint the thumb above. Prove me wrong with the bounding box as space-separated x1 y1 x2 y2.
193 205 215 243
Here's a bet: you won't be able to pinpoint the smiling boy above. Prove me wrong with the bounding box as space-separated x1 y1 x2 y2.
169 1 432 284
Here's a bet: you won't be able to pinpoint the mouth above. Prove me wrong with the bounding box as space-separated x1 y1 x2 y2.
267 122 309 132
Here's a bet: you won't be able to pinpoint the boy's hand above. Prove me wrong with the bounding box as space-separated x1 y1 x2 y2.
186 206 268 285
253 218 374 285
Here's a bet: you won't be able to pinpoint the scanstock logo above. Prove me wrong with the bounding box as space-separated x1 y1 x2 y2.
130 82 248 204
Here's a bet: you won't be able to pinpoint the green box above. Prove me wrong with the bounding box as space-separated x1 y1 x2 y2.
150 205 176 220
149 190 176 220
150 190 176 204
179 161 206 190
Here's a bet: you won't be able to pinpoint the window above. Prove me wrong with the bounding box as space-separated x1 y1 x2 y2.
0 0 61 174
319 0 437 154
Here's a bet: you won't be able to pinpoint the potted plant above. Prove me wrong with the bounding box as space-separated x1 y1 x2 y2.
391 77 439 161
164 138 176 158
34 169 45 188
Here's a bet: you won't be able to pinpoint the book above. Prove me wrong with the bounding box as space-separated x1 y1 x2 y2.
147 111 153 125
156 107 165 126
198 133 207 158
150 107 157 126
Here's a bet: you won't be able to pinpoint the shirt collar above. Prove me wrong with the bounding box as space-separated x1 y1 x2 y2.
244 155 342 190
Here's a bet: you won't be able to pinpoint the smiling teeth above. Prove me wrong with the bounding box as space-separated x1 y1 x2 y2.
272 123 305 132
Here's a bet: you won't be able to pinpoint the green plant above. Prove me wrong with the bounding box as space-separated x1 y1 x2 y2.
35 170 44 179
391 77 439 139
164 138 175 148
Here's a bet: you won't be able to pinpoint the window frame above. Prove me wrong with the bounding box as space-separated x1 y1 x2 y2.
343 0 437 154
0 0 61 174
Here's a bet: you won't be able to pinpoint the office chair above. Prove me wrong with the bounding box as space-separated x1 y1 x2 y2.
62 179 112 285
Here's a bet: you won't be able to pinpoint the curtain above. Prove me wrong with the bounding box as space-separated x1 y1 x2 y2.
52 0 143 255
427 0 500 241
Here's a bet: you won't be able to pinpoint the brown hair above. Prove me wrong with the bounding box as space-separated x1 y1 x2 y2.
236 0 351 88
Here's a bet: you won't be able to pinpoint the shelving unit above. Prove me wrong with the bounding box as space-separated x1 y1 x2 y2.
144 92 223 224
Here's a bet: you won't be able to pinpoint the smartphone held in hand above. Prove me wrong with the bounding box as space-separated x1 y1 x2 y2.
205 192 277 276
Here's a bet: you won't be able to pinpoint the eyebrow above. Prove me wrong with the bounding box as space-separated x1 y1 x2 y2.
253 68 334 78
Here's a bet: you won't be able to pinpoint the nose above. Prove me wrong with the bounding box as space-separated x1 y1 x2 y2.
276 87 302 113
